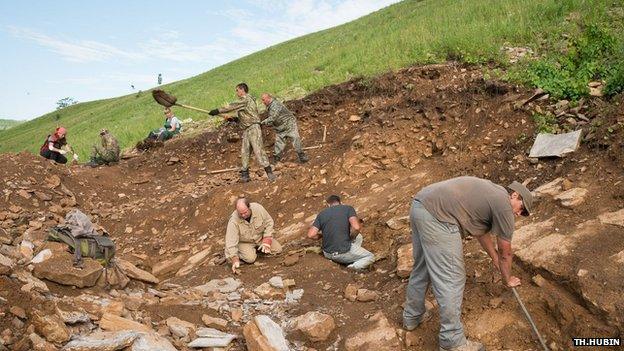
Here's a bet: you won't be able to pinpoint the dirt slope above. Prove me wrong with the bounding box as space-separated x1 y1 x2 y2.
1 63 622 350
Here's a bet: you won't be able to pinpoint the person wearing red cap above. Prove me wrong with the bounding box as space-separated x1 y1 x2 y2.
39 127 72 164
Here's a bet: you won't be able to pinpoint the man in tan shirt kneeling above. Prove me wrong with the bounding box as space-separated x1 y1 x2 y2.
225 197 282 273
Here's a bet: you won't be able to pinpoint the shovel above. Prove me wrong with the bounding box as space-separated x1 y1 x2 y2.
512 287 549 351
152 89 212 114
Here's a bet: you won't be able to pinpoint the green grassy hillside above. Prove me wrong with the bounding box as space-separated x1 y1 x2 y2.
0 119 22 131
1 0 620 159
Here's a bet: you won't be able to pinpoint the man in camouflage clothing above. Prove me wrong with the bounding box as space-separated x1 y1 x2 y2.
87 129 120 167
260 93 309 163
209 83 276 182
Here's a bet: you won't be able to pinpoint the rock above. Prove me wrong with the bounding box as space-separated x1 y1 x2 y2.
598 209 624 228
194 277 241 295
231 308 243 322
99 313 151 332
131 332 177 351
115 259 159 284
12 269 49 292
32 310 70 344
10 306 26 319
532 274 546 287
344 312 400 351
488 297 503 309
243 320 274 351
151 255 187 277
356 289 379 302
188 328 236 348
282 254 300 267
611 250 624 264
294 311 336 342
202 315 228 331
349 115 361 122
0 253 14 275
62 331 138 351
396 243 413 278
529 130 582 158
554 187 587 208
166 316 195 339
19 240 34 260
29 333 58 351
56 308 90 324
176 248 212 277
344 284 358 302
247 315 289 351
33 254 102 288
254 283 285 300
386 216 409 230
268 276 284 289
31 249 52 264
533 178 563 197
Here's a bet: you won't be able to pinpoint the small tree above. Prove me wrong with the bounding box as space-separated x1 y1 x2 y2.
56 97 78 110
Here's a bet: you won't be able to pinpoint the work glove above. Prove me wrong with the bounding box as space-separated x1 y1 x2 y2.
260 237 272 254
208 109 220 116
59 149 68 155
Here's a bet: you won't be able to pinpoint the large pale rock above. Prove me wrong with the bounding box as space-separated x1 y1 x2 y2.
356 289 379 302
194 278 241 295
188 328 236 348
294 311 336 342
344 283 358 302
130 332 177 351
554 187 587 208
152 255 187 277
99 313 151 332
115 259 159 284
254 283 285 300
344 312 400 351
176 248 212 277
533 178 564 197
396 243 413 278
598 209 624 228
61 331 138 351
33 254 102 288
32 310 70 344
165 316 196 338
529 130 582 158
243 315 289 351
202 315 228 331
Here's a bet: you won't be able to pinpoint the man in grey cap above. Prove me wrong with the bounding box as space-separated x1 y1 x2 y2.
402 176 533 351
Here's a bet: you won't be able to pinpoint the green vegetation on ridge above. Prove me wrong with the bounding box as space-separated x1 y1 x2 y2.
1 0 622 160
0 119 22 131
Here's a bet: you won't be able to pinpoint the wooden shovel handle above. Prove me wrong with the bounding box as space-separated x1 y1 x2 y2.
175 103 211 114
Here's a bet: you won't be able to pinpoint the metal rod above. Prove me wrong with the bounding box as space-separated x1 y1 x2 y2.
512 287 549 351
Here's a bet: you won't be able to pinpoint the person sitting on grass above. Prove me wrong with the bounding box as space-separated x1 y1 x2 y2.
148 107 182 141
39 127 77 164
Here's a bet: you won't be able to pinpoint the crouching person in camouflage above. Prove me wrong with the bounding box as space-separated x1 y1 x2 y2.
87 129 120 167
260 93 309 164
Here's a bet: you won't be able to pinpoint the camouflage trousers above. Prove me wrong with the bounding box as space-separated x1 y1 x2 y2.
274 124 304 157
91 145 119 164
241 124 270 170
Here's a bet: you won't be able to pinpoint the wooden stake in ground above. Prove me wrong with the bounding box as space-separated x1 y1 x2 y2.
208 167 239 175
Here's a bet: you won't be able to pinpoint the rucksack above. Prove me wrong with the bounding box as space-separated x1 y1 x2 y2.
48 226 116 267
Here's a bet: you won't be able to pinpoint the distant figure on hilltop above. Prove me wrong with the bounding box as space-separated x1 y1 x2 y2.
208 83 276 183
260 93 309 164
157 73 162 85
86 129 120 167
39 127 76 164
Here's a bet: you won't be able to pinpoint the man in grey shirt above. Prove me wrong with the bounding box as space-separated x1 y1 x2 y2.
307 195 374 270
403 176 533 351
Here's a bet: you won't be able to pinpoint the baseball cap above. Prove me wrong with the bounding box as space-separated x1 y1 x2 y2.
508 181 533 216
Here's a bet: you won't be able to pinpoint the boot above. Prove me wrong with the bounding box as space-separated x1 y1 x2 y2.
297 152 309 163
439 340 485 351
239 169 251 183
264 166 276 182
86 157 98 168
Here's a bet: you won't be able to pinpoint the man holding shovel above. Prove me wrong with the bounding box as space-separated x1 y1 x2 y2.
402 176 533 351
208 83 275 182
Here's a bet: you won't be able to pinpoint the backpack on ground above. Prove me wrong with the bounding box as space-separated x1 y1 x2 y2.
48 226 116 267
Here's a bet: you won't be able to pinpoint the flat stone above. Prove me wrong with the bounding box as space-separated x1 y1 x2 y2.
115 259 159 284
554 187 587 208
32 310 70 344
294 311 336 342
598 209 624 228
243 320 273 351
344 312 400 351
194 277 241 295
201 315 228 331
10 306 26 319
533 178 564 197
165 316 195 338
176 248 212 277
529 130 582 158
396 243 413 278
151 255 187 277
268 276 284 289
62 331 138 351
130 332 177 351
33 253 102 288
253 315 289 351
99 313 151 332
29 332 58 351
188 328 236 348
254 283 285 300
0 253 14 275
386 216 409 230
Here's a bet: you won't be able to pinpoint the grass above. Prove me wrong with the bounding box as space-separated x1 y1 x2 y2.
0 119 22 131
0 0 620 159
